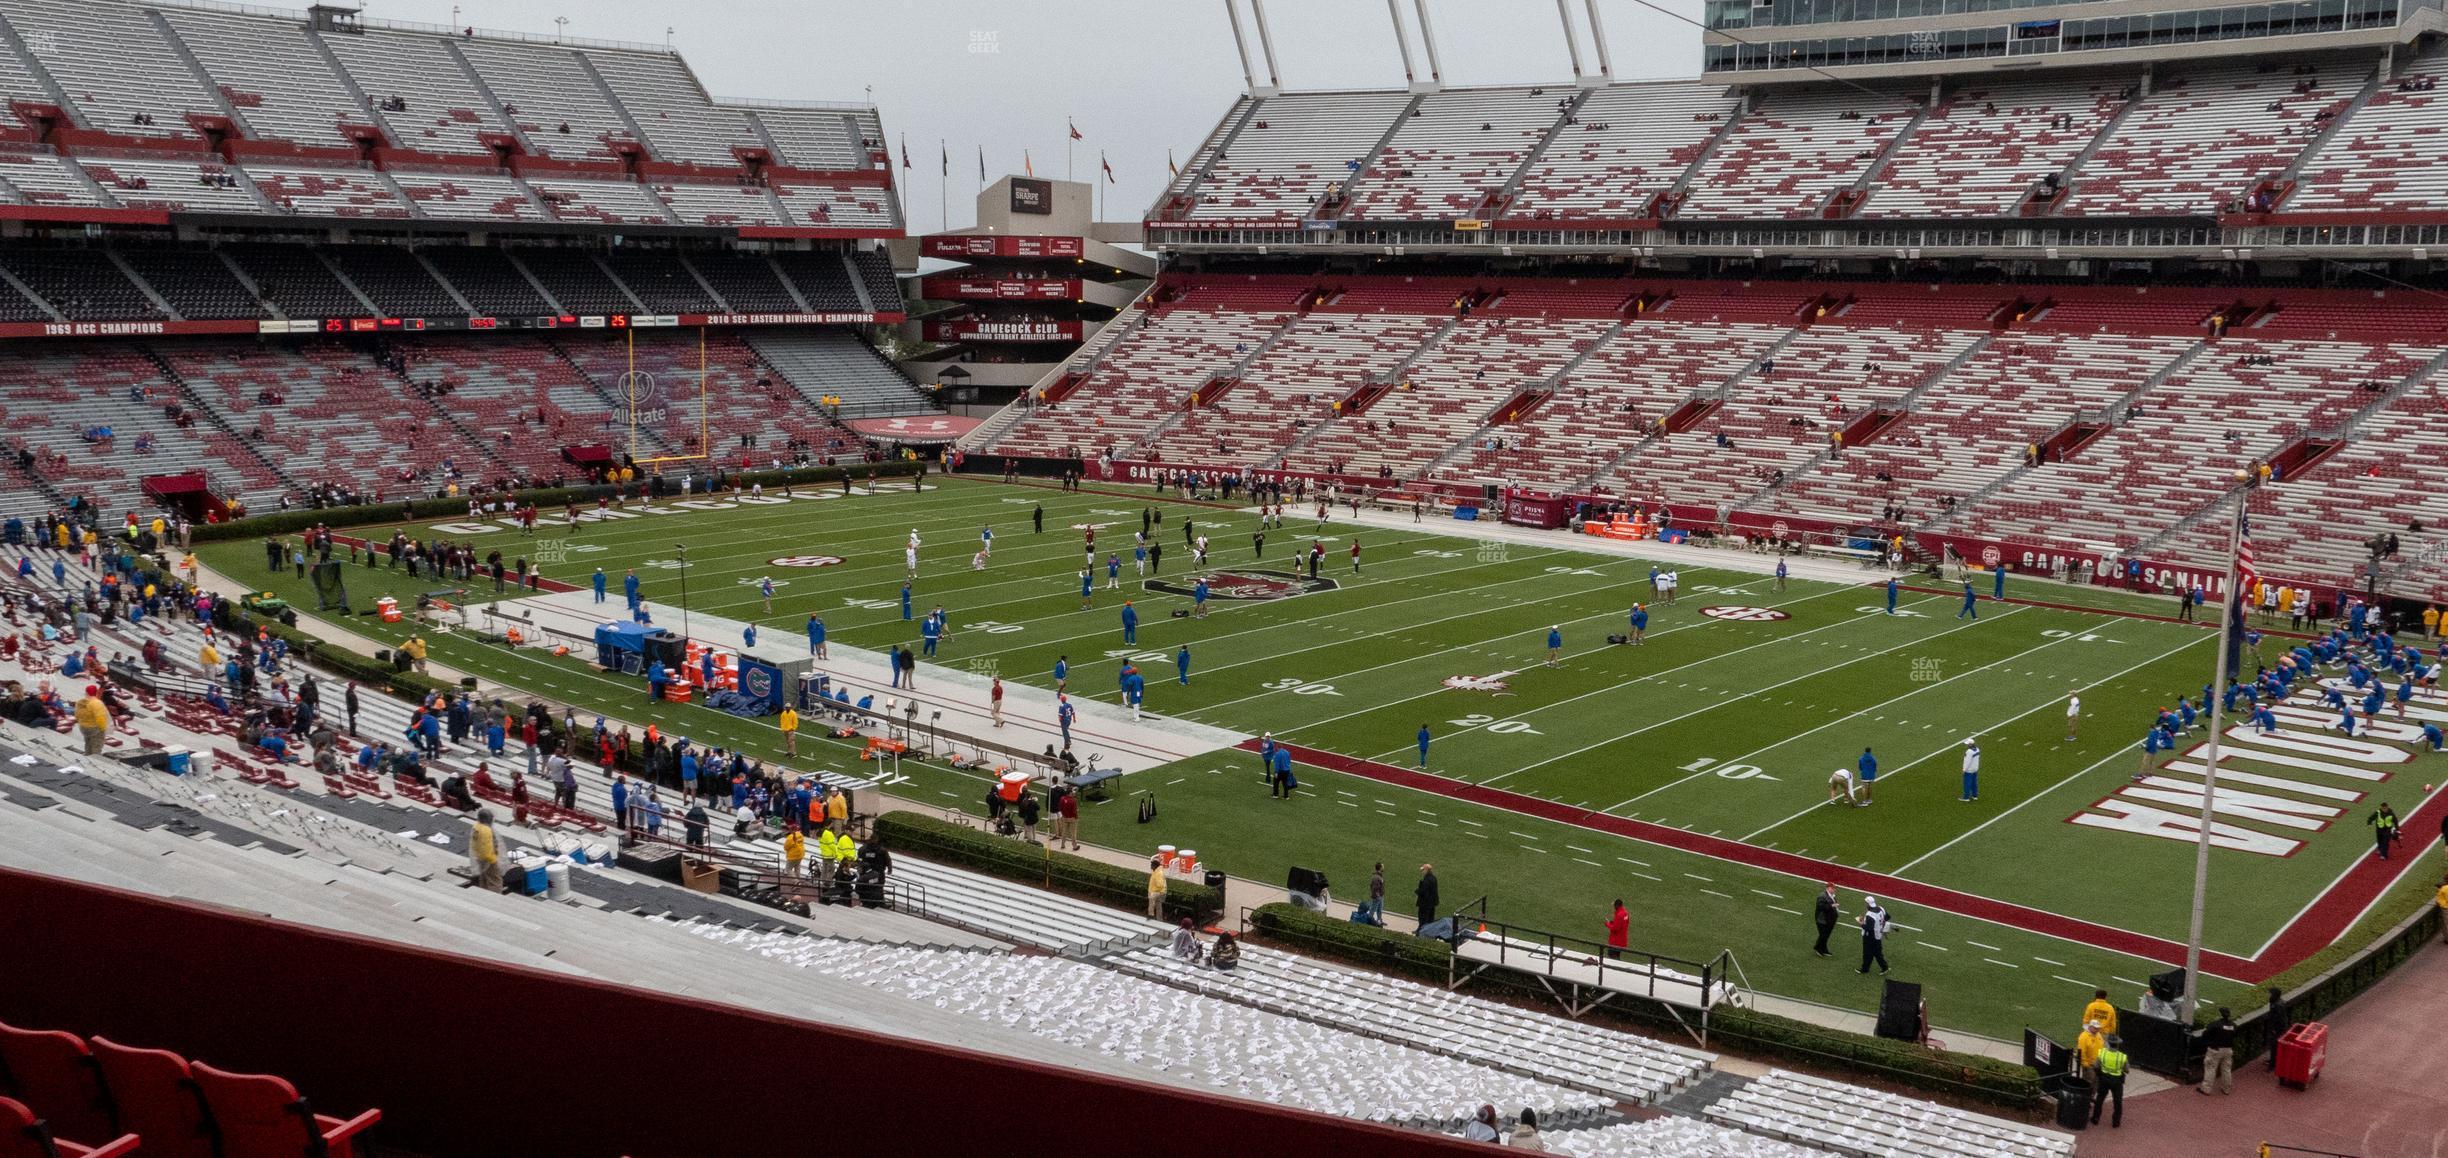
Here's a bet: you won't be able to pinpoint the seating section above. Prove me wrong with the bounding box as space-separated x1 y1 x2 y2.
1677 90 1917 219
1109 942 1712 1106
1862 77 2128 217
688 251 799 312
510 249 637 315
849 249 900 312
457 39 643 163
528 177 673 226
751 107 877 172
675 926 1617 1130
156 6 370 151
554 329 849 454
1184 91 1414 223
227 244 363 316
772 179 900 229
1774 331 2196 526
2227 376 2448 599
747 329 937 418
78 157 259 214
996 297 1288 457
0 346 277 515
1 0 219 139
1612 322 1985 508
1449 318 1789 489
1506 82 1738 220
583 48 762 167
393 170 542 221
393 336 596 479
117 248 268 320
1536 1117 1827 1158
773 250 861 311
1970 336 2437 550
2288 53 2448 211
322 246 461 317
1707 1070 2072 1157
319 26 506 157
601 250 719 313
1295 315 1615 478
1146 310 1432 466
0 1017 376 1158
160 340 456 494
655 179 782 227
1344 87 1560 220
0 250 161 319
0 149 104 209
421 246 552 317
247 164 410 218
2066 63 2353 215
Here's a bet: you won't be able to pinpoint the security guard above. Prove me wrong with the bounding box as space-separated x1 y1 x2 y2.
831 831 859 900
815 828 842 890
2091 1035 2129 1128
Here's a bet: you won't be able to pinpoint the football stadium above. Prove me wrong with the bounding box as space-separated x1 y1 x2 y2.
1 0 2444 1154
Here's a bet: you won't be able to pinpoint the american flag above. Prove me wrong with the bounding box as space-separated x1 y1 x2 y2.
2235 511 2257 596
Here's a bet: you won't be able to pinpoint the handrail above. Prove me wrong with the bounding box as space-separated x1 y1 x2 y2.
714 96 877 114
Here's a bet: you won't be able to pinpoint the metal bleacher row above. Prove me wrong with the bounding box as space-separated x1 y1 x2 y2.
1154 48 2443 223
986 273 2448 601
0 0 901 233
0 322 926 521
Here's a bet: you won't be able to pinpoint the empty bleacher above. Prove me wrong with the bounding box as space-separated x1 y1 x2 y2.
1506 82 1738 221
751 106 877 172
527 176 673 226
1343 86 1560 220
1705 1070 2072 1157
654 178 783 227
601 249 720 313
1677 90 1917 219
78 156 259 214
2065 62 2352 215
0 1016 374 1158
773 179 900 230
747 329 936 419
456 38 642 164
0 0 220 140
322 246 461 317
1183 90 1413 223
156 5 371 151
392 169 543 221
226 244 363 316
582 48 763 167
772 250 862 311
1862 76 2128 217
421 246 553 317
114 248 267 320
0 148 105 209
1297 313 1615 479
0 250 161 319
687 251 798 313
848 249 900 311
509 248 637 314
246 162 409 218
2287 52 2448 211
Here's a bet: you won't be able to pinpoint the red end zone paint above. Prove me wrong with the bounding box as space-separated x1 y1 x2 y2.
1252 738 2446 982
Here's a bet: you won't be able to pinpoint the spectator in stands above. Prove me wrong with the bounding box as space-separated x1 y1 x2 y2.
1170 918 1201 962
74 684 109 756
1208 931 1241 971
468 809 502 892
1508 1108 1546 1151
1461 1105 1500 1143
1146 855 1168 919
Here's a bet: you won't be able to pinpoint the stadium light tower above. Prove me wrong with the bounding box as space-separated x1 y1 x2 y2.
553 15 567 42
2178 473 2256 1023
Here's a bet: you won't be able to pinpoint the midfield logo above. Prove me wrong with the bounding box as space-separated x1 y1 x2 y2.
1144 569 1339 602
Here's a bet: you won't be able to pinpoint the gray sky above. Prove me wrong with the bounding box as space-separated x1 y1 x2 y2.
364 0 1703 232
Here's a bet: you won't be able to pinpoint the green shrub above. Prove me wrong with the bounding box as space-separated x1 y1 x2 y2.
872 811 1221 924
1247 901 1452 981
1246 906 2044 1111
191 461 926 543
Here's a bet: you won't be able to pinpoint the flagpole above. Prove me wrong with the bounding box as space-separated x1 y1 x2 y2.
2179 477 2255 1022
939 138 948 234
1067 118 1074 182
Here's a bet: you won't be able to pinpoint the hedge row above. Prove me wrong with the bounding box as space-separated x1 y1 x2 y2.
191 460 927 543
872 811 1222 925
1246 901 2044 1111
215 601 460 704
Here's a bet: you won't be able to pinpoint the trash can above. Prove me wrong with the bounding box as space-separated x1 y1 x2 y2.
2046 1073 2091 1131
2276 1022 2329 1089
1203 869 1226 891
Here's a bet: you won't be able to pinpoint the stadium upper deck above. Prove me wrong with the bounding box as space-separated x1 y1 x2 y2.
0 0 900 235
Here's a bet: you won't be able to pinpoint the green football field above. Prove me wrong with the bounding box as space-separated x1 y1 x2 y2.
201 475 2448 1039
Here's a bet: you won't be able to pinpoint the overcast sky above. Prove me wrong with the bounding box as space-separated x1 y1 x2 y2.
363 0 1704 233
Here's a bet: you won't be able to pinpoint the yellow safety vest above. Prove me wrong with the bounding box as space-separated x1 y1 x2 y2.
2098 1048 2127 1078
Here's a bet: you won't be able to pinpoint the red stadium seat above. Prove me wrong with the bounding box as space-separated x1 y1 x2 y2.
189 1062 379 1158
0 1024 113 1148
86 1037 215 1158
0 1096 137 1158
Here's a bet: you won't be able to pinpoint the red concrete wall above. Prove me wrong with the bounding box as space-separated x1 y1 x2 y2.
0 868 1482 1158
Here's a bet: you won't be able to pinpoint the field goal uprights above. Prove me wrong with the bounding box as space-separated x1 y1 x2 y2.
618 324 711 468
